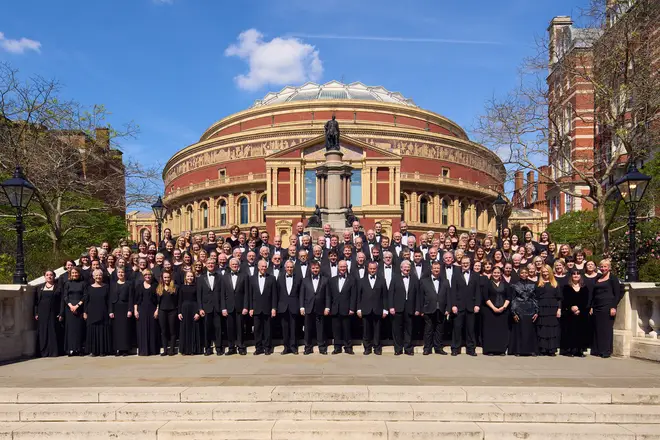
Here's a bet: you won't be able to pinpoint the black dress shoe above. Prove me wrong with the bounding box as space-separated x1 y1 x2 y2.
436 349 448 355
332 348 342 355
374 349 382 355
451 351 459 356
115 351 121 357
423 350 431 356
160 351 167 357
238 348 247 356
319 349 328 355
363 349 372 355
304 349 313 355
226 348 237 356
281 349 291 355
264 349 272 356
204 349 213 356
216 349 225 356
394 350 402 356
345 348 355 355
254 349 264 355
467 351 477 357
405 350 414 356
292 349 299 355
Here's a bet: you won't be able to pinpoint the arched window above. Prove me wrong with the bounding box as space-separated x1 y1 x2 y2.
441 199 449 225
201 203 208 229
239 197 249 224
219 200 227 226
187 206 194 231
419 196 429 224
262 196 267 223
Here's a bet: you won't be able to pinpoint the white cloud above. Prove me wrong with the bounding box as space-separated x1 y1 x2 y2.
0 32 41 54
225 29 323 91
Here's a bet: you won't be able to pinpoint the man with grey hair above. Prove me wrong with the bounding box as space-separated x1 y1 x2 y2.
221 257 249 355
330 260 356 354
389 260 420 355
277 260 300 354
357 261 388 355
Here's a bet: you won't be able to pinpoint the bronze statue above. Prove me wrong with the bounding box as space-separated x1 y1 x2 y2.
324 115 340 151
345 204 357 227
307 204 322 228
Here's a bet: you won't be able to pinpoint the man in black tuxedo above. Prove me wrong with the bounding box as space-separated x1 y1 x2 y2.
277 260 301 354
440 252 456 288
321 250 340 278
197 260 224 356
241 251 258 277
295 221 309 246
369 245 381 264
389 260 421 355
420 261 450 355
449 256 482 356
329 260 356 354
294 249 311 280
353 236 369 260
249 260 278 355
297 234 313 255
399 221 416 245
374 222 383 242
322 223 333 249
351 220 366 244
220 258 249 355
426 247 441 264
411 250 430 280
268 254 283 279
299 260 330 355
357 261 388 355
391 232 407 260
341 245 356 273
353 252 367 281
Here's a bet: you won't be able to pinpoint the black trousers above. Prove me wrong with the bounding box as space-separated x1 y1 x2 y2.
423 310 445 352
304 313 326 350
158 308 178 350
392 312 414 352
226 311 245 349
280 310 298 350
332 315 352 349
451 310 476 352
362 313 382 350
253 313 272 351
204 310 222 351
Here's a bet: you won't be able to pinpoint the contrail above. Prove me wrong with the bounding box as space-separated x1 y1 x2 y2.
287 33 502 45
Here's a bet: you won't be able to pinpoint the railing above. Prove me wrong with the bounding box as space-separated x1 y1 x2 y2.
399 172 500 196
164 173 267 203
614 282 660 362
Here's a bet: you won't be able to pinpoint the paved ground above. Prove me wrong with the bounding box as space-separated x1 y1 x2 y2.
2 348 660 388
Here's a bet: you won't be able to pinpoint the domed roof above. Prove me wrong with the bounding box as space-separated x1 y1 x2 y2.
250 80 417 108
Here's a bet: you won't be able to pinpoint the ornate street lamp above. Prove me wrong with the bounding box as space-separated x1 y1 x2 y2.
151 195 166 248
492 193 508 247
1 166 35 284
615 163 651 282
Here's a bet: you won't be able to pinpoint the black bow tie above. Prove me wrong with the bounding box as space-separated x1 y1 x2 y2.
370 275 376 280
463 271 470 275
312 276 319 280
403 275 409 279
300 262 307 266
286 274 293 278
432 278 439 282
208 273 216 277
324 234 331 238
357 265 364 269
445 266 453 270
248 263 255 267
231 272 238 276
385 265 392 269
416 263 422 267
259 275 265 278
339 275 346 279
331 263 337 267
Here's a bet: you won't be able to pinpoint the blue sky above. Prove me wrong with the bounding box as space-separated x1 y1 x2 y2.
2 0 591 189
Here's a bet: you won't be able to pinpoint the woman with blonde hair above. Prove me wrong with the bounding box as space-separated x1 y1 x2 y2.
156 271 178 356
535 265 561 356
175 236 188 253
590 259 622 358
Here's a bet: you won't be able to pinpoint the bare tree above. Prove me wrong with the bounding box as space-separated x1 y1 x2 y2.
0 62 160 251
474 0 659 251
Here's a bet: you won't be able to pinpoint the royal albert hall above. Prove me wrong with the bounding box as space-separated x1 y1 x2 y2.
161 81 505 241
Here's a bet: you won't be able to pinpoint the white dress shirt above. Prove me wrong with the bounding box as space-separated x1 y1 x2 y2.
312 276 319 291
285 274 293 295
300 264 308 278
383 265 393 289
403 275 410 300
231 272 238 289
369 275 376 289
258 274 265 294
338 274 346 291
207 272 215 290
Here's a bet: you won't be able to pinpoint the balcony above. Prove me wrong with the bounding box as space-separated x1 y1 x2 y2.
164 173 267 204
399 172 499 197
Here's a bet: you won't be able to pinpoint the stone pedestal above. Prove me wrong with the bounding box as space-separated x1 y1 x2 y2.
322 150 348 230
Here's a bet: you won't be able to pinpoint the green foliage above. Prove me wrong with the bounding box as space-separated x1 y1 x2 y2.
546 210 602 252
639 259 660 283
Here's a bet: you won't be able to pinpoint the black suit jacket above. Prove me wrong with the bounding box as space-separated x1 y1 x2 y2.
320 260 340 279
357 275 387 315
249 273 278 315
351 264 367 281
299 275 330 315
411 260 431 281
450 271 482 311
294 261 312 280
220 270 249 313
240 261 258 278
197 271 222 313
388 273 420 315
420 276 450 315
329 274 357 316
276 273 301 313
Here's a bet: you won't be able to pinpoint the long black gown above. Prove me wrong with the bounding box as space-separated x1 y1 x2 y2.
482 280 511 355
561 282 592 355
62 279 87 354
536 283 562 354
84 284 112 356
178 284 202 355
591 275 622 357
109 281 133 353
34 284 62 357
509 279 538 356
135 282 160 356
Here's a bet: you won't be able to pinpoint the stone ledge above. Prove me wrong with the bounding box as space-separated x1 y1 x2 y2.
272 420 387 439
158 421 274 440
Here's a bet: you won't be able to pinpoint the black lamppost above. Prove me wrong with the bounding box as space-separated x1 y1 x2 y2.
492 193 507 247
1 166 35 284
151 195 166 248
615 163 651 282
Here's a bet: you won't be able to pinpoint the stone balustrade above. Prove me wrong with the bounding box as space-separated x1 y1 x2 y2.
614 282 660 362
0 284 36 361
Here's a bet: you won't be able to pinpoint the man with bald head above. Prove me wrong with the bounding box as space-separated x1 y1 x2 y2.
329 260 356 354
322 223 332 249
295 221 309 246
351 220 366 244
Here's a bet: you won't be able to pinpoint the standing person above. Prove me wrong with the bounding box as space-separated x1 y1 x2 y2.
221 258 249 356
84 269 112 357
482 267 511 356
509 268 538 356
299 260 330 355
536 266 562 356
277 260 301 355
420 261 450 356
590 260 623 358
561 270 591 357
249 260 278 355
134 269 160 356
34 270 63 357
109 267 133 356
449 256 482 356
156 272 178 356
357 261 388 355
329 260 357 355
62 267 86 356
178 271 202 355
198 260 224 356
389 260 420 356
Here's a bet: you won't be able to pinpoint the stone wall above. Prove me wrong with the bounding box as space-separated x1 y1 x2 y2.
614 282 660 362
0 284 36 362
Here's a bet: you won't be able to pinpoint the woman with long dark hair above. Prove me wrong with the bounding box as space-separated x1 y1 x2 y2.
535 266 561 356
62 267 86 356
178 271 202 355
109 267 133 356
134 269 160 356
590 260 622 358
34 270 63 357
482 267 511 356
508 268 538 356
561 270 591 357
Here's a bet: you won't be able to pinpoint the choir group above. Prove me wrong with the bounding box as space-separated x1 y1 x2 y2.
33 220 623 359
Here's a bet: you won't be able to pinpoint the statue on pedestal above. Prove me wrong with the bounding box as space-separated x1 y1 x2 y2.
324 115 340 151
306 204 322 228
345 204 357 227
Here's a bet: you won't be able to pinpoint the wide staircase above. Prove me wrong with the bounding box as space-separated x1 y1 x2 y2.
1 386 659 439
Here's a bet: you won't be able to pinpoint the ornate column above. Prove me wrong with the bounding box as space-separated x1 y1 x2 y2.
371 167 377 205
273 168 278 206
228 194 235 224
433 194 440 224
389 167 395 206
289 167 295 206
209 196 216 227
250 191 258 223
321 150 349 229
266 167 272 209
411 192 418 223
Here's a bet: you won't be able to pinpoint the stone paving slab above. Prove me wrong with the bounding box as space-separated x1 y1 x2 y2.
476 422 635 439
311 402 414 421
386 422 484 440
410 403 504 422
20 403 125 421
368 386 466 402
497 403 596 423
11 421 165 440
465 387 563 403
181 386 274 402
16 387 108 403
272 385 369 402
584 404 660 423
116 403 218 421
272 420 388 439
620 424 660 440
213 402 312 420
158 421 274 440
99 387 187 403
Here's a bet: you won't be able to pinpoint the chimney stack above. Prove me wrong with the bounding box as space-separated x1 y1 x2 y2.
95 127 110 150
548 16 573 68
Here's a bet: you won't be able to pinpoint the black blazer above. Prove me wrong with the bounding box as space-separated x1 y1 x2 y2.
240 261 258 278
351 264 367 281
196 271 222 313
320 260 340 279
450 270 482 311
420 276 450 315
34 283 62 316
220 270 249 313
249 273 278 314
294 261 312 280
411 260 431 281
276 273 301 313
388 273 420 315
329 273 357 316
299 275 330 315
109 281 133 314
357 275 387 315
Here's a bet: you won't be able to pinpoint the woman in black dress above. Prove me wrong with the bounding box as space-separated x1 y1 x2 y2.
57 260 76 291
62 267 86 356
227 225 241 248
561 270 592 357
590 260 623 358
178 271 202 355
84 269 112 356
134 269 160 356
536 265 562 356
482 267 511 356
109 267 133 356
509 268 538 356
156 271 178 356
34 270 62 357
